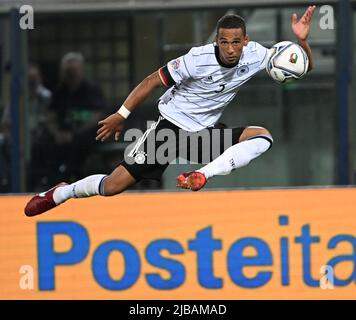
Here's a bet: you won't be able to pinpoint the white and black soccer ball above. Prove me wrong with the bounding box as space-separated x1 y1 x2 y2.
266 41 309 83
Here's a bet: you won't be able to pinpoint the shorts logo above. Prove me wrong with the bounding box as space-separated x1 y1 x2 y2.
135 151 146 164
289 53 298 64
237 65 249 76
170 59 181 70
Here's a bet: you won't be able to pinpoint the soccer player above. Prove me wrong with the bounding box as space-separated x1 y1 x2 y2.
24 6 316 216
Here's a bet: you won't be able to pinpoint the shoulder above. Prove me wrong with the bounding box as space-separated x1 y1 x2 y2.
183 43 215 68
166 44 215 79
243 41 268 62
246 41 268 55
188 43 215 56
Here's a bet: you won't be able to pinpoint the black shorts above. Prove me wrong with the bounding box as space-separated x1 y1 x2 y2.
120 115 245 181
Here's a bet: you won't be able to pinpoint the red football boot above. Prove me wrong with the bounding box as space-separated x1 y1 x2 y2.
176 171 207 191
24 182 68 217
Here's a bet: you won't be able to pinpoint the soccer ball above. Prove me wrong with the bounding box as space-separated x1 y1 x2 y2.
266 41 309 83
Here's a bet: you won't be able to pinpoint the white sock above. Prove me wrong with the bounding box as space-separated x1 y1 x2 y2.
53 174 107 204
197 136 272 179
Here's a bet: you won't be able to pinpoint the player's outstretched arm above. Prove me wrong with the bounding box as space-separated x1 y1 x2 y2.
96 71 164 142
291 5 316 72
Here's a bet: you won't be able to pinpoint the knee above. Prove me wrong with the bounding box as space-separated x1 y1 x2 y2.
102 168 136 196
250 126 272 139
258 127 273 140
240 126 273 142
102 177 125 196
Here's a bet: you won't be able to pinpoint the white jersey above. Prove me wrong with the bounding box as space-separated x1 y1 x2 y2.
157 41 269 132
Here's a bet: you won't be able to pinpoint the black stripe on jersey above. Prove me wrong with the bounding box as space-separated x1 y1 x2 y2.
196 64 220 67
180 86 236 104
229 74 255 84
251 42 257 50
182 95 204 107
179 91 207 108
208 63 259 80
258 49 268 67
205 67 236 78
162 109 204 129
182 55 192 78
181 91 236 111
161 65 175 86
194 69 255 85
246 61 261 67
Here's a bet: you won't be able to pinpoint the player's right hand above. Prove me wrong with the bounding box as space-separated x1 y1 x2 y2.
96 113 125 142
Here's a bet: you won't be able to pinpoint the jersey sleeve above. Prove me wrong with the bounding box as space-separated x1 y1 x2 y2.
158 48 197 87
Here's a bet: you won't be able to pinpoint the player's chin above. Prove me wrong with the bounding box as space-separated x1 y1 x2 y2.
226 57 238 64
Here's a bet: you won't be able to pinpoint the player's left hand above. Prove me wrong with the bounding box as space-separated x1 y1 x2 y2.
96 113 125 142
291 5 316 42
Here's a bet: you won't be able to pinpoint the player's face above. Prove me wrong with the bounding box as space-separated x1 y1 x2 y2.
216 28 248 65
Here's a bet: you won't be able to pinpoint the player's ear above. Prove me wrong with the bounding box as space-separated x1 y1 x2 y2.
244 34 250 46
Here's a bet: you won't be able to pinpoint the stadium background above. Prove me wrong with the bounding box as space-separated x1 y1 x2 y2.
0 0 355 299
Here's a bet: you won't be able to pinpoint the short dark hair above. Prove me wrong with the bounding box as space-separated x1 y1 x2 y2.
216 14 246 36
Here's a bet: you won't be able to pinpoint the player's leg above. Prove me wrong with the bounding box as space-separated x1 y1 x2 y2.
177 126 273 191
24 115 174 216
53 164 136 201
24 165 136 217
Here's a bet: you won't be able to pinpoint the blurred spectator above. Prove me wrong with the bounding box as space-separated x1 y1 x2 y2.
27 63 53 190
27 62 52 136
48 52 108 183
0 98 10 192
2 63 53 191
